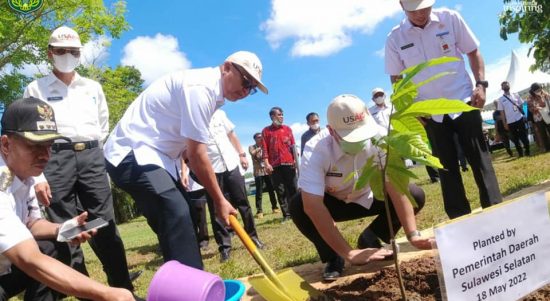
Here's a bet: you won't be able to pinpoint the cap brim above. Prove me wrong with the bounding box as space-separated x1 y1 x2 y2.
336 115 379 142
402 0 434 11
49 42 83 48
237 64 269 94
17 132 71 143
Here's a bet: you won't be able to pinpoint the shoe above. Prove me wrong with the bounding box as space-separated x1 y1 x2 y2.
255 212 264 219
129 270 143 282
251 236 265 250
220 249 231 263
281 216 292 223
357 228 383 249
461 167 468 172
272 208 281 214
322 256 345 282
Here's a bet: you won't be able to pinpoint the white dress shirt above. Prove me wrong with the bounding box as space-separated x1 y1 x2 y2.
0 157 42 276
385 8 479 122
369 104 393 128
497 92 524 124
24 72 109 142
104 67 225 179
206 110 239 173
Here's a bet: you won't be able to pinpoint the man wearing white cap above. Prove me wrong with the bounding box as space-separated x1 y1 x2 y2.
385 0 502 219
104 51 268 269
290 94 431 281
368 88 392 128
24 26 136 290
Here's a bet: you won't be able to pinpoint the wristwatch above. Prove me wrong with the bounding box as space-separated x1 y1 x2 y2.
406 230 422 241
476 80 489 89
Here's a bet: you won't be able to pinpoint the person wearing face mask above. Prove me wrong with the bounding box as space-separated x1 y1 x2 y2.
368 88 393 128
23 26 140 292
289 94 431 282
527 83 550 152
497 81 530 157
300 112 321 156
261 107 297 222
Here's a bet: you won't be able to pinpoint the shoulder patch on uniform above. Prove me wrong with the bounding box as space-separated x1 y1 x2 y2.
0 167 14 192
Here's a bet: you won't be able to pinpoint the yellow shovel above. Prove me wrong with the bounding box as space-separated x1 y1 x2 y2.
229 215 324 301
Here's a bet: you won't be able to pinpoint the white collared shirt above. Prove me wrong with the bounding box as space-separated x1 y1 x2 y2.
299 127 386 209
369 104 393 128
0 157 42 276
24 72 109 142
206 110 239 173
385 8 479 122
103 67 225 179
497 92 524 124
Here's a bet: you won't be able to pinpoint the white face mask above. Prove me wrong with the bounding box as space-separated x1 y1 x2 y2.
309 123 320 131
374 96 385 105
52 53 80 73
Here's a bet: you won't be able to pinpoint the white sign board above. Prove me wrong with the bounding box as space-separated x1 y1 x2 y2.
435 192 550 301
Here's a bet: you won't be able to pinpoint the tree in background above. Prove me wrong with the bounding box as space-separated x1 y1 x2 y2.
0 0 129 104
499 0 550 72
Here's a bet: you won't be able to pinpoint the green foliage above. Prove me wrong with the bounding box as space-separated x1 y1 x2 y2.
0 71 31 103
356 57 478 203
499 0 550 72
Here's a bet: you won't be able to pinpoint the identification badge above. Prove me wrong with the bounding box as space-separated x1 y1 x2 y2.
439 37 451 54
47 96 63 101
326 172 343 177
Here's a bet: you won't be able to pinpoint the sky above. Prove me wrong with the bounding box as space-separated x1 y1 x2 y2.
21 0 550 164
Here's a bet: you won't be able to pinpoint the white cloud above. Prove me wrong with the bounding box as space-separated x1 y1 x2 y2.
121 33 191 85
290 122 309 142
262 0 401 57
374 46 385 58
484 45 550 102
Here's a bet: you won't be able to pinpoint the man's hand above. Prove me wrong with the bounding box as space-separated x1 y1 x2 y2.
179 173 189 191
215 198 237 226
409 236 434 250
346 248 393 266
34 182 52 206
470 86 486 108
101 287 135 301
265 162 273 174
504 123 510 131
68 212 96 246
240 157 248 170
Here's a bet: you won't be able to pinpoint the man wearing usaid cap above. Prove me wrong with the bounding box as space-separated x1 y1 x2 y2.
24 26 137 290
385 0 502 219
104 50 268 269
0 98 134 301
290 94 431 281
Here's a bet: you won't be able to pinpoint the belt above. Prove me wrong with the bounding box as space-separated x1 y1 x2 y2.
52 140 99 152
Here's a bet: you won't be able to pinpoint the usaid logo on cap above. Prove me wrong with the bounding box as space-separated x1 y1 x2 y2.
8 0 44 14
342 112 365 125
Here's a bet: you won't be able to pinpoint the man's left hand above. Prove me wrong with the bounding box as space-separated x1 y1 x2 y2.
409 236 434 250
34 182 52 207
471 86 486 108
240 157 248 170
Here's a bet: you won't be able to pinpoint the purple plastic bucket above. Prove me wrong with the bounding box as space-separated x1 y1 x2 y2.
147 261 225 301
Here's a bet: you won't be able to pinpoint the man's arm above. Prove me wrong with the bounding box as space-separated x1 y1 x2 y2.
302 191 391 265
4 239 133 301
467 48 487 108
186 139 236 225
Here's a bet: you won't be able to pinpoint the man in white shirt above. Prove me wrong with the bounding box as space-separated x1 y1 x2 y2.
300 112 321 156
200 110 264 262
497 81 530 157
368 88 392 128
385 0 502 219
24 26 134 290
0 97 134 301
104 51 268 269
290 94 431 282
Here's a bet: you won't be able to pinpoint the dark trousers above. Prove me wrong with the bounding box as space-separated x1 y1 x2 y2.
205 167 258 252
426 111 502 219
508 119 530 156
289 184 425 263
535 121 550 152
254 175 278 213
187 189 209 244
0 240 70 301
496 121 513 156
271 165 297 218
106 151 203 269
44 147 132 290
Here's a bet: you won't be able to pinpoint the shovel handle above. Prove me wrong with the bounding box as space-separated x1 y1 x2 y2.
229 215 257 253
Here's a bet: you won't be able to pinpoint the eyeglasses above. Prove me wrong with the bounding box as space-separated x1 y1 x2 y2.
50 47 81 57
231 63 257 95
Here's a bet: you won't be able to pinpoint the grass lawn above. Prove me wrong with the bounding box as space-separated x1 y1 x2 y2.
60 147 550 299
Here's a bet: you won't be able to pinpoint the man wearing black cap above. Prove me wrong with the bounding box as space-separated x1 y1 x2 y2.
0 97 134 301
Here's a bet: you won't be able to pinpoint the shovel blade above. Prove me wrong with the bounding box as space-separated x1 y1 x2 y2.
249 268 324 301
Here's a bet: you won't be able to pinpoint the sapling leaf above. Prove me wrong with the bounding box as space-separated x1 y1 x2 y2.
369 170 384 200
386 167 418 208
391 80 417 112
387 133 444 169
393 99 477 119
390 116 427 142
396 56 460 91
354 156 377 190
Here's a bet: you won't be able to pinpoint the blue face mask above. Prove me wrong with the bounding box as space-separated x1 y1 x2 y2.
339 139 367 155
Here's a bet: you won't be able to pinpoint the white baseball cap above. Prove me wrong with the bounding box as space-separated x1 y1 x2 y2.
327 94 379 142
226 51 268 94
371 87 385 97
48 26 82 48
401 0 435 11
